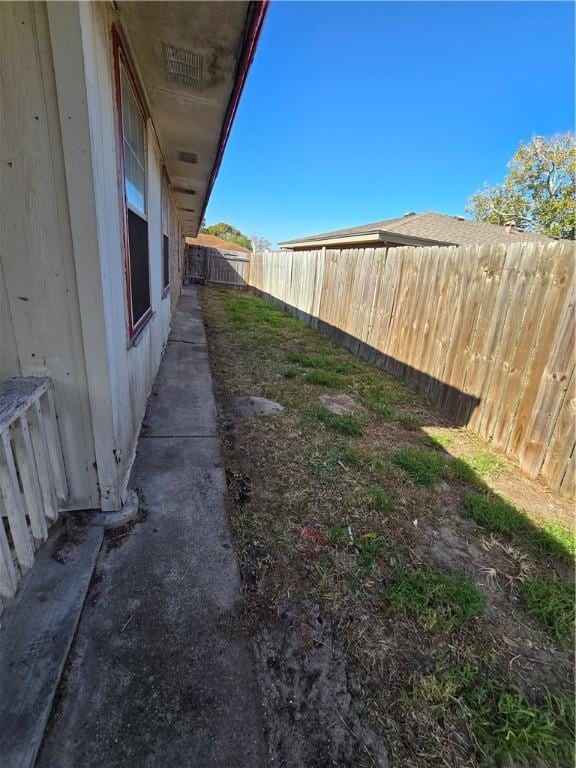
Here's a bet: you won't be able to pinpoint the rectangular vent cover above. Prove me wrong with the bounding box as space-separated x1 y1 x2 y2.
179 208 195 213
163 43 203 87
173 186 196 195
178 150 198 164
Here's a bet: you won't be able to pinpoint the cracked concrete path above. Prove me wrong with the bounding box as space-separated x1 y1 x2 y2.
37 287 268 768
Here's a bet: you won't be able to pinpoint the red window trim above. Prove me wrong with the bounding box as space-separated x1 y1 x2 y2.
112 24 153 339
161 167 171 298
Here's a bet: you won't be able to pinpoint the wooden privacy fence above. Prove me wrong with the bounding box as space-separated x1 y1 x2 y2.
185 245 250 287
248 242 575 499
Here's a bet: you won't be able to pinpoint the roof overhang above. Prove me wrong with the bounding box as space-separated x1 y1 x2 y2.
279 230 455 250
114 1 267 237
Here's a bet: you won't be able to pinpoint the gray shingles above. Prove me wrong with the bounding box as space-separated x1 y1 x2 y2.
280 212 554 247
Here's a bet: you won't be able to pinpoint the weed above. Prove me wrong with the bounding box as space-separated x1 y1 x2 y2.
309 405 364 436
520 576 575 643
383 567 486 632
409 662 575 767
356 532 389 573
368 484 395 511
326 524 350 549
282 366 299 379
304 369 346 388
393 447 448 486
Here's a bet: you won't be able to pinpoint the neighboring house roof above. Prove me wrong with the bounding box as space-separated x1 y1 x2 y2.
279 212 554 249
185 234 252 254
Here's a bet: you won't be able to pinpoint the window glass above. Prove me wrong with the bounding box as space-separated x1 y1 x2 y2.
121 67 146 217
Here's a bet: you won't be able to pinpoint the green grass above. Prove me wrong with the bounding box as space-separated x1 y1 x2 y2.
520 576 575 643
309 405 364 436
383 567 486 632
304 369 346 388
409 662 575 767
458 449 504 479
426 432 454 450
354 374 409 411
326 524 350 549
223 293 288 329
282 366 299 379
343 445 388 473
368 483 395 511
393 447 449 486
542 521 576 560
464 493 575 562
287 352 359 374
356 532 389 574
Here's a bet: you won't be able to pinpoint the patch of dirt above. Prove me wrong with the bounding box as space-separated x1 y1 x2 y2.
254 599 389 768
51 515 91 564
319 393 365 416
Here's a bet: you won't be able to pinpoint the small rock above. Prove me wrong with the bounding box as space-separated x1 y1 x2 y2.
230 395 284 418
318 393 364 416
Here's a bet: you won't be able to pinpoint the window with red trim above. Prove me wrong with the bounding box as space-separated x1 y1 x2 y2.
161 177 170 295
113 29 151 336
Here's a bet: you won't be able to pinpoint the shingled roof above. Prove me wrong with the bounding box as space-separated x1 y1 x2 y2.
280 212 554 249
185 233 252 254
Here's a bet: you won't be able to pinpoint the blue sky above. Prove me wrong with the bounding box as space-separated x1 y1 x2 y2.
205 1 575 246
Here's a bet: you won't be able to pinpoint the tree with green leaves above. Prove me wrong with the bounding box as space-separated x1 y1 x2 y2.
467 133 575 240
200 221 252 251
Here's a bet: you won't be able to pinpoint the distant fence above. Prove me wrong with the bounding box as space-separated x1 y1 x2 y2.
248 242 575 499
185 245 250 287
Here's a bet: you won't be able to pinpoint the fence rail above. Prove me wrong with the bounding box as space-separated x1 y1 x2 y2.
0 377 68 612
248 242 575 499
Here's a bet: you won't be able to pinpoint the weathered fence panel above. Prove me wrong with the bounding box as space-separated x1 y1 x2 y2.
248 242 575 498
185 245 251 286
0 377 69 612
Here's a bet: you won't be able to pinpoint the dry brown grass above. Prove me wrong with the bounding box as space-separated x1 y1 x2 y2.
204 287 574 768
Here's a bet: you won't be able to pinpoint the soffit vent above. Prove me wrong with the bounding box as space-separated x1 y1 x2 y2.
173 186 196 195
178 150 198 164
179 208 195 213
163 43 203 88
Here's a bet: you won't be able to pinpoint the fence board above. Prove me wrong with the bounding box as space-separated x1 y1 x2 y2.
247 242 575 497
540 369 575 490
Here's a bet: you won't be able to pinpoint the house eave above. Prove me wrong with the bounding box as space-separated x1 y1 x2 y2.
114 1 268 238
279 230 456 250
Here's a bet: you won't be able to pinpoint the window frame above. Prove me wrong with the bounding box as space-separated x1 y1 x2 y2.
112 25 153 339
161 170 171 298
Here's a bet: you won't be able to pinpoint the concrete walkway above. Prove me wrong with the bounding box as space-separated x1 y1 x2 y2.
37 287 267 767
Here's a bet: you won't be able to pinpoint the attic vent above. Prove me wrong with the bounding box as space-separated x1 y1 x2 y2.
179 208 195 213
173 186 196 195
163 43 203 87
178 150 198 164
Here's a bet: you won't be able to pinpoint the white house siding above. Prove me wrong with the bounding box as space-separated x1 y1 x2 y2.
1 1 185 512
81 2 183 503
0 2 99 509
